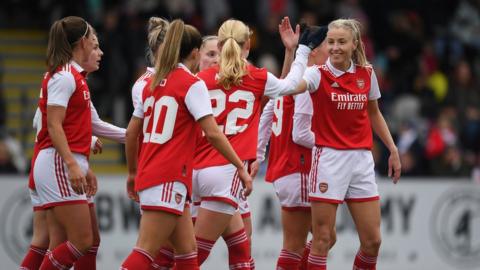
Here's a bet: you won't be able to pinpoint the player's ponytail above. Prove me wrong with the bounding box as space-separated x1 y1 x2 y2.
46 16 91 74
146 17 170 66
328 19 369 67
151 19 202 91
217 19 250 90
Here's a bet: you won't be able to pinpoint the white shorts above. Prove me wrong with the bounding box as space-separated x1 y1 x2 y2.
192 163 246 209
29 188 44 211
238 195 251 218
273 172 310 211
34 148 89 209
309 147 379 204
139 181 188 216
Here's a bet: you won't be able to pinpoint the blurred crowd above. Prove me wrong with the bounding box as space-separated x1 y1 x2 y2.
0 0 479 178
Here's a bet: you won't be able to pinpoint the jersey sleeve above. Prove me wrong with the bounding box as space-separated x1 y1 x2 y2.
263 45 311 98
293 92 314 149
46 71 76 107
90 102 126 143
256 99 274 163
303 66 321 93
369 69 381 100
132 89 145 119
185 80 213 121
131 80 147 110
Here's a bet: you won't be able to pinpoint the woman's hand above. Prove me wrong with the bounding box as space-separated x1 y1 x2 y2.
279 16 300 51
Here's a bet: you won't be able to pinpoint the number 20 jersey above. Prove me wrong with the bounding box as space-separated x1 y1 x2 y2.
194 64 268 169
135 66 211 193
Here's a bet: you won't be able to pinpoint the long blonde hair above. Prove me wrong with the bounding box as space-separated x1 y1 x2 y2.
328 19 369 67
146 17 169 66
217 19 250 89
150 19 202 91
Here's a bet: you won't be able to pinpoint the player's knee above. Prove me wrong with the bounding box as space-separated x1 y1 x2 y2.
329 230 337 249
72 230 94 253
361 236 381 253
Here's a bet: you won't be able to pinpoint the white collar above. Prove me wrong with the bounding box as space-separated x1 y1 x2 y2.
70 60 85 73
178 63 192 74
147 67 155 73
326 58 355 77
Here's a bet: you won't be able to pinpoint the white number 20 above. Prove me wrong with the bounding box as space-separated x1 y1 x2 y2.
143 96 178 144
209 89 255 135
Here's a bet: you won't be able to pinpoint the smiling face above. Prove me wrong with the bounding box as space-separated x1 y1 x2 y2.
199 38 219 71
82 33 103 73
326 26 357 71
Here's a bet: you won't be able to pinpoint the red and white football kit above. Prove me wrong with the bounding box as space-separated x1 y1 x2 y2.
192 45 312 215
131 67 154 155
305 58 381 203
257 92 313 211
132 64 212 215
33 61 92 208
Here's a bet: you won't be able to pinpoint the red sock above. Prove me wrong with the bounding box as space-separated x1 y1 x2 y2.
299 240 312 270
353 250 377 270
151 247 175 269
20 245 47 270
277 249 302 270
175 252 199 270
249 257 255 269
224 228 251 270
307 253 326 270
196 236 215 265
39 241 83 270
121 247 154 270
74 245 98 269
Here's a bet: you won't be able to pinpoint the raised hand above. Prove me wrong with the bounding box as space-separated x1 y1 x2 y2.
299 25 328 50
279 16 300 51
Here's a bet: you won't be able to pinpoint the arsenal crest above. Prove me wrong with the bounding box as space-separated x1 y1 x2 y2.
356 79 365 89
319 182 328 193
175 193 183 204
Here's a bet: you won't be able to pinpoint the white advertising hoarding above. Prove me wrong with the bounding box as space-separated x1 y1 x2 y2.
0 176 479 269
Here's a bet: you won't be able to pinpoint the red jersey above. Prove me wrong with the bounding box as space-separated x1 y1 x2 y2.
36 63 92 157
265 96 312 182
309 63 375 149
135 65 212 193
194 64 268 168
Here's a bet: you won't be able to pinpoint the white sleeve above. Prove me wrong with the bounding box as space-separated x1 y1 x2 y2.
47 71 76 107
369 69 381 100
256 100 274 163
132 91 145 119
292 92 315 148
90 102 126 143
263 45 311 98
303 66 321 93
131 80 146 111
185 80 213 121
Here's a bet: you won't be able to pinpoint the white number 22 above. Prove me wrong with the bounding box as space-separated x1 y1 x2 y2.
209 89 255 135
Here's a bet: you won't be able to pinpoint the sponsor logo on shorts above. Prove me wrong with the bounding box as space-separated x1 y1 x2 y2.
175 193 183 204
319 182 328 193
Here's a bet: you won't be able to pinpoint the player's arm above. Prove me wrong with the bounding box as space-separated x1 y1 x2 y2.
90 102 126 143
292 92 315 148
278 16 300 79
46 71 85 194
125 116 142 202
367 100 401 183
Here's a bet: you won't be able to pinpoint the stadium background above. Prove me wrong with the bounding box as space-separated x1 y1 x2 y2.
0 0 478 269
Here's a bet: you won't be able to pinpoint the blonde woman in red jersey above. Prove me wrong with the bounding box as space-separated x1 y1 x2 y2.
126 17 179 270
293 19 402 270
192 18 326 269
121 19 252 270
255 24 333 270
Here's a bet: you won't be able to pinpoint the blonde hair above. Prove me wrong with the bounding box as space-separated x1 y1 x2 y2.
201 35 218 48
146 17 169 65
328 19 369 67
217 19 250 89
150 19 202 91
